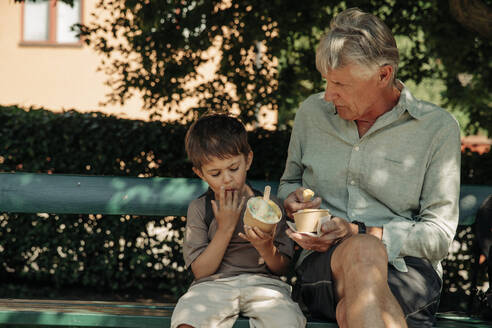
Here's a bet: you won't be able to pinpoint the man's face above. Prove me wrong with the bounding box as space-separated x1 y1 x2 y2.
193 152 253 199
322 63 381 121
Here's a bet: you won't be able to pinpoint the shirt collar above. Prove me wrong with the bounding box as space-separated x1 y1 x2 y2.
394 80 424 120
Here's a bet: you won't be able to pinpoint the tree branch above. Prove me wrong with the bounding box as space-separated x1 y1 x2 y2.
449 0 492 39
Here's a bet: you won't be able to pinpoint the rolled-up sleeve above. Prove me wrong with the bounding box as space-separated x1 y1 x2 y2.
389 122 461 266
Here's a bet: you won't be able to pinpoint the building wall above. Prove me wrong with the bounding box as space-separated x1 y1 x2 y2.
0 0 148 120
0 1 278 128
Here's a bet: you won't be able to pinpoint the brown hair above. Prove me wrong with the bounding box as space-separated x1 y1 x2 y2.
185 113 251 170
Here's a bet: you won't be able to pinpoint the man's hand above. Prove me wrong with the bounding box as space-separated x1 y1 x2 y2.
284 187 322 219
239 224 275 252
286 216 354 252
211 186 246 233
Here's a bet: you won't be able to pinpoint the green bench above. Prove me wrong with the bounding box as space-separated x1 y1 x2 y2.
0 172 491 328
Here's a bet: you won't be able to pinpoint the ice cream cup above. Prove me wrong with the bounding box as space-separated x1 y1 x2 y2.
243 197 282 233
293 209 331 233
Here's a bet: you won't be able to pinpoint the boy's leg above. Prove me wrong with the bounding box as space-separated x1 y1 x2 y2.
239 274 306 328
170 278 241 328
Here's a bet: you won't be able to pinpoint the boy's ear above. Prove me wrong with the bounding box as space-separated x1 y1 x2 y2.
246 151 253 170
192 167 204 180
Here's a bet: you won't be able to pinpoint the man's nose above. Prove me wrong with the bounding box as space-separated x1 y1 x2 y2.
324 86 338 102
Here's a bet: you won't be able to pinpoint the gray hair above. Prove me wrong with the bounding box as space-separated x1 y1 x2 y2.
316 8 399 81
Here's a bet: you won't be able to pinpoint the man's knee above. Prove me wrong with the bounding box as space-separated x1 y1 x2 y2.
332 234 388 279
336 297 347 328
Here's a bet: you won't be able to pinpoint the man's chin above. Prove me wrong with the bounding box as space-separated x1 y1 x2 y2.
336 110 352 121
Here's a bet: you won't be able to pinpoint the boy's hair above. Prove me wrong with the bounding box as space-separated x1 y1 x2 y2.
185 113 251 170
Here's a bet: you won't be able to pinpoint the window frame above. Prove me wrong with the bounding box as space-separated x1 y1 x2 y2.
20 0 84 47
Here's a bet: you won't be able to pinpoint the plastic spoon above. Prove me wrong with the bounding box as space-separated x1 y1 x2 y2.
263 185 271 202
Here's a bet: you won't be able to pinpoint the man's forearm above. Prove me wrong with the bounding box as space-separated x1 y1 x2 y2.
368 226 383 239
349 222 383 240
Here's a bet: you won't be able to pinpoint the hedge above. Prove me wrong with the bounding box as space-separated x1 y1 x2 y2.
0 105 491 311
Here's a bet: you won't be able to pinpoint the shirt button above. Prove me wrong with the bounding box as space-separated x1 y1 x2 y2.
350 180 355 185
354 145 360 151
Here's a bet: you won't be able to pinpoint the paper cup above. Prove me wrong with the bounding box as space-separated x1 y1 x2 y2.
243 197 282 233
293 209 331 233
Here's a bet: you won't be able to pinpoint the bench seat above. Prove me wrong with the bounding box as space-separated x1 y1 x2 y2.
2 299 492 328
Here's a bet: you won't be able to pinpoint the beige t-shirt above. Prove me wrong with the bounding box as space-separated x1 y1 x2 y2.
183 192 294 285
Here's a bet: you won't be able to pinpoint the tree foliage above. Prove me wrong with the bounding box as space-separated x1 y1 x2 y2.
32 1 492 132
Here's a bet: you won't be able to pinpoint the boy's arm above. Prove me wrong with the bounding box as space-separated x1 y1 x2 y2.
239 226 291 275
190 224 236 280
191 187 246 280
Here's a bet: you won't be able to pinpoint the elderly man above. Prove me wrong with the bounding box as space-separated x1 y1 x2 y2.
278 8 461 328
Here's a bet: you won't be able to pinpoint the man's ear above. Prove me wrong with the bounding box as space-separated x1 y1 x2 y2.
378 65 394 87
192 167 204 180
246 151 253 170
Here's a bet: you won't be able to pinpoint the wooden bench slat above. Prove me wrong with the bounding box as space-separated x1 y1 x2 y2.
0 299 175 316
0 173 277 217
458 185 492 225
0 173 208 216
0 299 491 327
0 299 172 328
1 172 490 226
0 299 337 327
0 310 171 328
435 313 492 328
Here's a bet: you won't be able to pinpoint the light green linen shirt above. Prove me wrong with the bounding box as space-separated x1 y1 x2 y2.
278 82 461 276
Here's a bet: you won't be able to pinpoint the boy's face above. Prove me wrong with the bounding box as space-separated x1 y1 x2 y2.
193 152 253 199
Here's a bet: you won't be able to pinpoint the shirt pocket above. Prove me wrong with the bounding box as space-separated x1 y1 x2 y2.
363 154 421 213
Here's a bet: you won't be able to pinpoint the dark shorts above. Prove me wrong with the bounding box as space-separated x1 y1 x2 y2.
294 246 442 328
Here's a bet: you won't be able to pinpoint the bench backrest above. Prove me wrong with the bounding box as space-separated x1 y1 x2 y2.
0 172 490 226
0 173 275 217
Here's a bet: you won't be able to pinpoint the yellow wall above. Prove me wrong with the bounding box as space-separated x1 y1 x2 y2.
0 0 277 127
0 0 149 121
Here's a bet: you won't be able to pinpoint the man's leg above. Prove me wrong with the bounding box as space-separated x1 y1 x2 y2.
331 234 407 328
387 256 442 328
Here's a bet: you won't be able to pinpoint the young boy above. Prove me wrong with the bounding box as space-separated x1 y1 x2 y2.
171 113 306 328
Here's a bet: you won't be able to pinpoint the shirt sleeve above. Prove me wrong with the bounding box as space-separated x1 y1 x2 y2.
183 198 209 268
382 119 461 268
278 105 305 201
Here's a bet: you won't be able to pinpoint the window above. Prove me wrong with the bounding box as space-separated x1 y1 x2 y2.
22 0 82 45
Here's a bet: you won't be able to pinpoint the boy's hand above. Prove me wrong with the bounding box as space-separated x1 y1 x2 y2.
239 225 275 252
211 186 246 233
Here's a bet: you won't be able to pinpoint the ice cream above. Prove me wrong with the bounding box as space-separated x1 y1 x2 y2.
243 196 281 232
302 188 315 202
